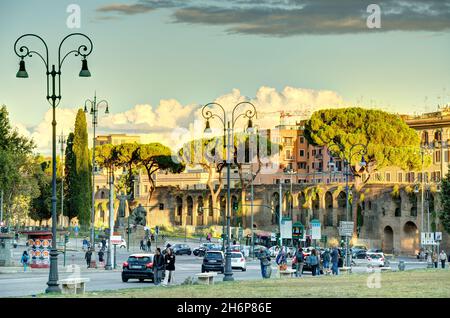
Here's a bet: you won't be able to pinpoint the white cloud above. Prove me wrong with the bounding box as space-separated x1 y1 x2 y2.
13 86 347 154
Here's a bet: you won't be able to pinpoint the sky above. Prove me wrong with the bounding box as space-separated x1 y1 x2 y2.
0 0 450 154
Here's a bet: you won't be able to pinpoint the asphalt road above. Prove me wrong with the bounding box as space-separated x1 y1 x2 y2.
0 238 431 298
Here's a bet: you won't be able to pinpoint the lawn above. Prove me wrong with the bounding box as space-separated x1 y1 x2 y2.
39 269 450 298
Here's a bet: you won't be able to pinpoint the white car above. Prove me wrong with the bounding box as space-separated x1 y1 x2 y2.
231 251 246 271
352 252 385 267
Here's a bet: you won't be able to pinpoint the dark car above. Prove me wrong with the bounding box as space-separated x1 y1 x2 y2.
172 244 192 255
201 251 225 273
121 253 164 282
193 243 220 257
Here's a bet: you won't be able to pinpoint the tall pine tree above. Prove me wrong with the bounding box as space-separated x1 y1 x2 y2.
69 109 92 226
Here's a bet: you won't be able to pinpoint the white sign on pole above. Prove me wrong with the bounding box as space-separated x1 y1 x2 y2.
435 232 442 241
339 221 354 237
270 232 276 242
421 232 436 245
280 219 293 240
311 220 321 240
110 235 122 245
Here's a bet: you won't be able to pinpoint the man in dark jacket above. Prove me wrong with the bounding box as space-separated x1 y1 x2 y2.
331 247 339 275
258 248 270 278
153 248 165 285
162 248 176 286
85 249 92 268
295 247 305 277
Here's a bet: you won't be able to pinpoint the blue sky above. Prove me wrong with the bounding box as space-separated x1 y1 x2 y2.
1 0 450 153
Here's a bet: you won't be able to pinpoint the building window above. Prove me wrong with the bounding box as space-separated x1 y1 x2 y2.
385 172 391 182
435 150 441 163
159 203 164 210
312 149 317 156
284 179 290 184
300 137 304 144
397 172 402 183
299 150 305 157
435 171 441 182
298 162 307 169
286 150 292 160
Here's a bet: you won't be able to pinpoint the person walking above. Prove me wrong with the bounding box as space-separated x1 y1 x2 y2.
153 248 165 286
275 247 287 277
439 250 447 269
295 247 305 277
316 250 322 276
146 239 152 252
432 251 438 268
20 251 29 272
140 239 145 251
308 249 319 277
322 248 331 275
162 248 176 286
101 238 106 250
98 249 105 266
258 247 271 278
85 249 92 268
331 246 339 275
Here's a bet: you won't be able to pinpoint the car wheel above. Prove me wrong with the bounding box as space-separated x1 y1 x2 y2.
188 251 192 255
139 278 145 282
242 267 246 272
201 267 205 273
122 277 128 283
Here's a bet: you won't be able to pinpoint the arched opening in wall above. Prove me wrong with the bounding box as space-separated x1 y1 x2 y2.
394 196 401 217
100 191 105 199
434 130 442 143
298 193 307 225
197 196 204 226
99 205 105 223
187 196 193 225
337 191 346 224
271 192 280 225
421 131 429 146
231 195 239 226
312 196 320 220
220 196 226 220
402 221 419 256
284 192 293 218
208 195 214 224
382 226 394 254
428 193 435 231
409 193 418 217
176 196 183 225
325 191 333 227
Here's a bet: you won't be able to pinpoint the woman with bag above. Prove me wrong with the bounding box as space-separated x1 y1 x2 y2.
20 251 29 272
308 249 319 277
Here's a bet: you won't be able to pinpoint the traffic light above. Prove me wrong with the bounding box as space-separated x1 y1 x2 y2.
64 234 69 243
232 201 238 211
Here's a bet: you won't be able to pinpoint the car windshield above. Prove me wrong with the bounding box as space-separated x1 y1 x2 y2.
231 253 242 258
128 256 152 262
206 252 222 259
368 254 382 259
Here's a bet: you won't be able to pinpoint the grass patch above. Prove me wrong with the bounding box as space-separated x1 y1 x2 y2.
37 269 450 298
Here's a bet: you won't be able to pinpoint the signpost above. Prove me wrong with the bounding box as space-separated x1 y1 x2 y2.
339 221 354 267
280 217 293 244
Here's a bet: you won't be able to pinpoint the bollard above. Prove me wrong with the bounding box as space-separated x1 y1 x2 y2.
398 260 405 271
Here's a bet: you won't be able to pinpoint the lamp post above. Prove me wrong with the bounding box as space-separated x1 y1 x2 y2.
327 142 367 267
84 93 109 247
105 163 115 270
202 102 257 282
14 33 93 293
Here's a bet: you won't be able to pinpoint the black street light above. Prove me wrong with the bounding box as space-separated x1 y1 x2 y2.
14 33 93 293
84 93 109 250
327 142 367 268
202 102 257 282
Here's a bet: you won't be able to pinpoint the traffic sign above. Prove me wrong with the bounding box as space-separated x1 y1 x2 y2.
435 232 442 241
280 217 292 240
339 221 354 237
311 219 321 240
421 232 436 245
110 235 122 245
270 232 276 242
292 222 304 240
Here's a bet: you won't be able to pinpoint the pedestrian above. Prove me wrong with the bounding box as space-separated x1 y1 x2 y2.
432 252 438 268
322 248 331 275
98 249 104 265
20 251 29 272
146 239 151 252
101 238 106 250
85 249 92 268
140 239 145 251
275 247 287 277
153 248 165 286
439 250 447 269
233 240 237 245
82 238 88 251
331 246 339 275
316 250 322 276
258 247 271 278
162 248 176 286
295 247 305 277
308 249 319 277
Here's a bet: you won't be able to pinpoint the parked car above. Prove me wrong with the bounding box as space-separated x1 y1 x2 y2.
367 248 383 253
202 250 225 273
121 253 164 282
351 252 386 267
171 244 192 255
231 251 246 271
193 243 221 257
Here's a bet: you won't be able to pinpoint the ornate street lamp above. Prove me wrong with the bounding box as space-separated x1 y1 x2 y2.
327 142 367 267
14 33 93 293
202 102 257 281
84 94 109 251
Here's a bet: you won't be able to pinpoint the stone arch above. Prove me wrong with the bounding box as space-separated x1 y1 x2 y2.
312 195 320 220
421 131 429 145
382 226 394 254
187 195 193 225
220 195 226 220
208 195 214 217
409 193 418 217
197 196 204 226
337 191 346 224
402 221 419 255
325 191 333 227
298 192 307 225
394 196 401 217
271 192 280 225
284 191 293 218
434 130 442 142
176 196 183 225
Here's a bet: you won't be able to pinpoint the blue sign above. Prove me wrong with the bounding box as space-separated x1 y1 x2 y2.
74 226 79 233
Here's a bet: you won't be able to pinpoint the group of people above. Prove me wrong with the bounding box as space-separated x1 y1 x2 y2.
84 238 107 268
258 246 342 278
140 237 152 252
152 244 176 286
